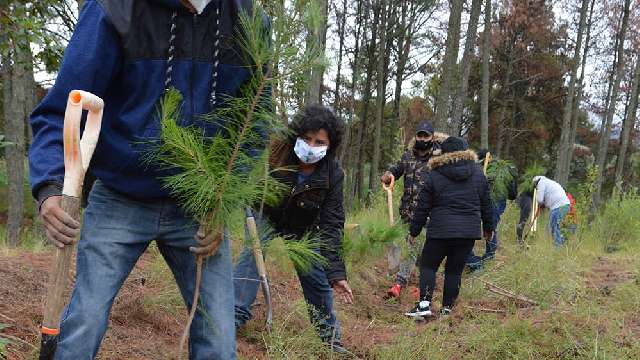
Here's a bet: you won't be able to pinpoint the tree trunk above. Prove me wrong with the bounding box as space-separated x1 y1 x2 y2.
344 0 365 209
355 1 380 202
495 48 513 159
333 0 348 117
2 37 27 247
555 0 590 187
391 0 408 155
569 0 596 153
433 0 463 130
370 0 387 194
480 0 491 149
593 0 631 208
305 0 329 105
450 0 483 135
614 56 640 188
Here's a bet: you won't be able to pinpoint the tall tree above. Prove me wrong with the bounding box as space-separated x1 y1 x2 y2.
354 1 380 202
614 55 640 188
593 0 631 208
1 1 31 247
433 0 463 130
450 0 483 135
480 0 491 149
555 0 590 186
370 0 387 194
569 0 596 154
333 0 348 116
344 0 366 209
391 0 409 154
305 0 329 104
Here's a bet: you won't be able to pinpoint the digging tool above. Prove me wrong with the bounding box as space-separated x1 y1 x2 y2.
39 90 103 360
483 152 491 175
245 208 273 330
382 176 401 270
382 175 395 224
531 188 538 232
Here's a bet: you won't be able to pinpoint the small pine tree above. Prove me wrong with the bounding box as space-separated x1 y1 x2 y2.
486 159 517 202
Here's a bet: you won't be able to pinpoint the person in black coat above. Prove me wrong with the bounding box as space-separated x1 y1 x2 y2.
233 104 353 354
405 137 494 317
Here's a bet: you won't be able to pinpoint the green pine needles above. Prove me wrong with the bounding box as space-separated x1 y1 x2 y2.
150 5 330 275
152 9 285 232
519 164 547 194
486 159 517 202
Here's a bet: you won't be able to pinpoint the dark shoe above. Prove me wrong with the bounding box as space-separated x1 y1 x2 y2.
328 340 351 356
440 307 452 316
404 300 432 318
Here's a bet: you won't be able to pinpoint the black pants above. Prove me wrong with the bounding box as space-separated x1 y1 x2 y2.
419 238 475 308
517 194 533 242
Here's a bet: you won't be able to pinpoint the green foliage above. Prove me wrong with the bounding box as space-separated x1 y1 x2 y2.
0 323 9 355
574 164 596 219
150 9 286 231
262 0 325 117
593 188 640 252
486 159 516 201
279 236 328 274
519 163 547 194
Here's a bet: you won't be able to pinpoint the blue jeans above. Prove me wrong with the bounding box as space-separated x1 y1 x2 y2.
484 199 506 259
549 205 570 247
233 217 341 343
55 180 236 360
466 199 505 269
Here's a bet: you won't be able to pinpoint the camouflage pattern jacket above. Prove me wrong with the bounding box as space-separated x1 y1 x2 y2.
388 147 435 223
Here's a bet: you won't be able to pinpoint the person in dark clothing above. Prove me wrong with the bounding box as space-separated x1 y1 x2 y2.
466 149 517 270
234 104 353 354
516 190 534 244
405 137 494 317
380 121 441 298
29 1 267 358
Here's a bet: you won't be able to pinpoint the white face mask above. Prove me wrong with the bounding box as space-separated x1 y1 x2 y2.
187 0 212 14
294 137 328 164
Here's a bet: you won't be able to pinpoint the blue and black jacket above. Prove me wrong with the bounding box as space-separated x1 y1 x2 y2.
29 0 268 203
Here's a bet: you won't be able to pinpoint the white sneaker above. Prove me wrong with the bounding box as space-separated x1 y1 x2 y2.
405 300 432 318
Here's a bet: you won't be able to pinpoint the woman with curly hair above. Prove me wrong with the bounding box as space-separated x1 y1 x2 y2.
233 104 353 354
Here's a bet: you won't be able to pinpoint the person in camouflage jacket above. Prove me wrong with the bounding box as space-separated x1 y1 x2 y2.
380 121 443 298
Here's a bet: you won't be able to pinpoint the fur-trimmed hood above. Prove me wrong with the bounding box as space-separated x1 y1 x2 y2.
428 149 479 182
428 149 478 170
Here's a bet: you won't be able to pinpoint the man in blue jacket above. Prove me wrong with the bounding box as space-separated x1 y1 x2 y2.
29 1 266 358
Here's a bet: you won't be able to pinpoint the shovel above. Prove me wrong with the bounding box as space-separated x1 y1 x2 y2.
483 152 491 175
245 208 273 331
39 90 104 360
382 176 401 270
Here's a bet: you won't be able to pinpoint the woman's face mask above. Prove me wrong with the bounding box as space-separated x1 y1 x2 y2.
294 137 328 164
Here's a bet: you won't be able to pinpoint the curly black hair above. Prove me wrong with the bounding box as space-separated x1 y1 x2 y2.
289 104 345 157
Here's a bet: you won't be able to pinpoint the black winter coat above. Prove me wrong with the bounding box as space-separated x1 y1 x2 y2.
264 152 346 283
409 150 495 240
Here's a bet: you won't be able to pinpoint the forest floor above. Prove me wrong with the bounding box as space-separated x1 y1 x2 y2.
1 202 640 359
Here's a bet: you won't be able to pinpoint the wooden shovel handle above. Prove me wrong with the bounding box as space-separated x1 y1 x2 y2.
41 195 81 333
246 212 267 278
483 152 491 175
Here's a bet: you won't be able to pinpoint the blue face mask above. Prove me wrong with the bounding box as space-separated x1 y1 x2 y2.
294 137 328 164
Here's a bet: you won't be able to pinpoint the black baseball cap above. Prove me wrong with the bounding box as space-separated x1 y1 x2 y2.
415 121 434 135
